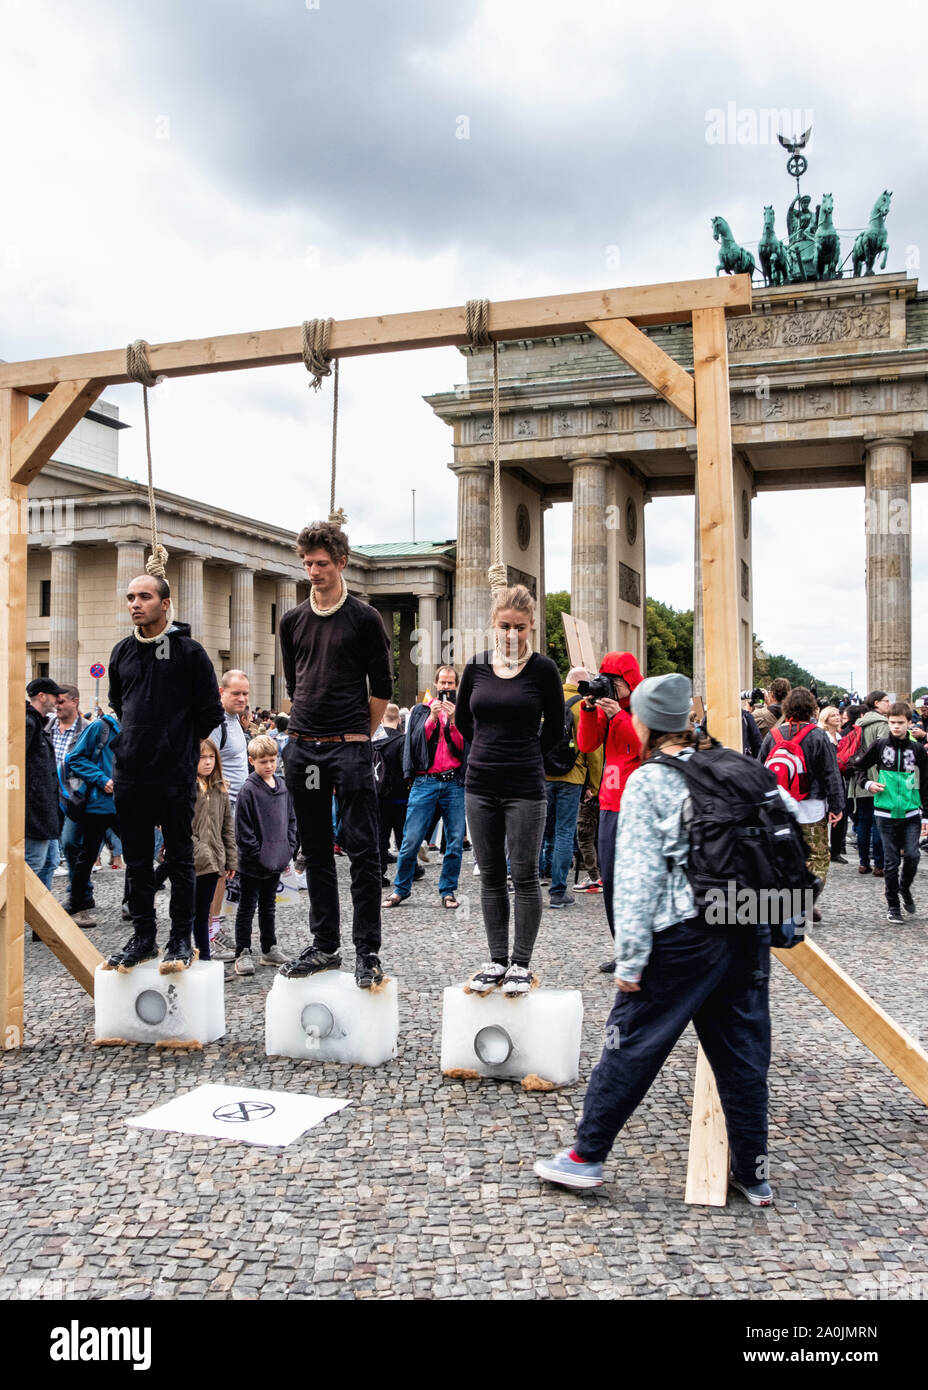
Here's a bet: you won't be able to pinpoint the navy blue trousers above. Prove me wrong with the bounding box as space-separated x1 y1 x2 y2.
576 918 771 1186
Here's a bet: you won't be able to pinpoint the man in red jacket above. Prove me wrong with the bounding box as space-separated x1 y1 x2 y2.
576 651 643 972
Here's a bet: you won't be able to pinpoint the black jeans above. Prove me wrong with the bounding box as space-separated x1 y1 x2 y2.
576 918 771 1186
379 800 408 875
69 812 121 911
878 816 921 911
235 871 279 955
465 791 547 966
598 809 620 938
283 739 381 956
195 873 218 959
114 783 196 944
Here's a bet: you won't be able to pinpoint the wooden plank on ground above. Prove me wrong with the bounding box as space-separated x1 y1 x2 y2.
24 868 104 998
587 318 696 422
685 1043 730 1206
1 388 30 1049
11 379 105 485
773 939 928 1105
0 277 753 393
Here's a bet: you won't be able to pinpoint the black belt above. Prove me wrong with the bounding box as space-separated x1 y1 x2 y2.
288 732 370 743
417 770 458 782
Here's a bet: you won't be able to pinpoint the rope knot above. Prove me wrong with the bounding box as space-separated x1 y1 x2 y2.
487 562 508 594
126 339 159 389
465 299 491 349
301 318 334 391
145 544 169 579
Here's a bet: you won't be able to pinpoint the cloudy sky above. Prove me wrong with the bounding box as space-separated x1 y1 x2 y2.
2 0 925 689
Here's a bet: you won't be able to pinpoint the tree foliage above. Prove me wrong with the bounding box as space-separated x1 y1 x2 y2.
646 599 693 677
546 591 571 674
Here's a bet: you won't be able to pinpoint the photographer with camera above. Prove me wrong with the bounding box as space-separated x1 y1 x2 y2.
741 689 763 758
384 666 468 910
576 651 643 971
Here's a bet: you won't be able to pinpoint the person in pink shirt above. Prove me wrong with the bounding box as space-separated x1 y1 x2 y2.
384 666 469 910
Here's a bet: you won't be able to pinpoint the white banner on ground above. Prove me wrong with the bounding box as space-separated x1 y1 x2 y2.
127 1084 352 1148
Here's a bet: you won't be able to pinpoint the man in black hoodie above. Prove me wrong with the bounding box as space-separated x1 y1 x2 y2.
103 574 224 973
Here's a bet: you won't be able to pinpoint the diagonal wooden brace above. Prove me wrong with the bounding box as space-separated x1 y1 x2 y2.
24 866 104 997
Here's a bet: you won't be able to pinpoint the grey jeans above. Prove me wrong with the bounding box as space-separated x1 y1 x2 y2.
466 791 548 966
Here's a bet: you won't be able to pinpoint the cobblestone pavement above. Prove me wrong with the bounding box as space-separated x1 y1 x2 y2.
1 849 926 1301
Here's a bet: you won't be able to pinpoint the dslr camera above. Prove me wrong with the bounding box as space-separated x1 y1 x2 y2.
578 673 616 702
741 687 764 704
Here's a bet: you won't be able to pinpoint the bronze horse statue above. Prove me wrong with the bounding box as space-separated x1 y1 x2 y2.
712 216 755 278
852 191 892 277
814 193 841 279
758 205 790 286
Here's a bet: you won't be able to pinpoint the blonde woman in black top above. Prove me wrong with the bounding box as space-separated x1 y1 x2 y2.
455 586 565 995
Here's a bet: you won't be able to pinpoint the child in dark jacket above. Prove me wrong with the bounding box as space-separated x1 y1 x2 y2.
233 735 298 976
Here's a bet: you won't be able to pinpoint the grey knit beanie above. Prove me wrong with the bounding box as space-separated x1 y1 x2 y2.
631 673 693 733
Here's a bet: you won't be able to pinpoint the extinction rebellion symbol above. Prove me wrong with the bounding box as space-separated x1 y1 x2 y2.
212 1101 276 1123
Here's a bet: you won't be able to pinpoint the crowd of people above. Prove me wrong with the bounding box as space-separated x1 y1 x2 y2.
21 519 928 1207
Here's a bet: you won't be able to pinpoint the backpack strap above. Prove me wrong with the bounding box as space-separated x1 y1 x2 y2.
219 720 228 751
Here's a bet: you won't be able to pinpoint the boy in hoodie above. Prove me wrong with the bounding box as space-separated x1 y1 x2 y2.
232 735 298 975
63 708 121 929
850 703 928 923
576 651 643 970
104 575 224 974
848 691 891 875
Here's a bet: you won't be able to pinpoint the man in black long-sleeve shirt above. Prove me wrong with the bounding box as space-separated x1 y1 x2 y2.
104 573 224 973
278 521 393 989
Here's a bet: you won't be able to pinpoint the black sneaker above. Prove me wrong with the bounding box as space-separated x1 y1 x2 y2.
160 937 195 973
278 946 342 979
549 891 575 909
886 908 904 925
104 933 158 973
901 888 916 915
355 954 384 990
599 958 616 974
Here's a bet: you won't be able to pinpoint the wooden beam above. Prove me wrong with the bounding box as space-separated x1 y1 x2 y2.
773 939 928 1105
0 277 753 394
686 306 740 1203
11 379 105 486
24 868 104 997
587 318 696 422
692 307 741 753
684 1043 730 1206
0 862 5 916
0 388 29 1050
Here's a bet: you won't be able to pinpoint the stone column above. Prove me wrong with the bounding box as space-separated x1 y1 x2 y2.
416 591 441 697
274 577 299 710
49 544 79 689
865 435 912 697
114 541 146 649
229 566 254 679
454 465 491 662
568 456 608 661
176 554 205 642
398 608 417 707
538 500 551 657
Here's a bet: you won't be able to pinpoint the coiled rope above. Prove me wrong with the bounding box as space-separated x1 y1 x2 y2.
465 299 505 595
301 318 345 526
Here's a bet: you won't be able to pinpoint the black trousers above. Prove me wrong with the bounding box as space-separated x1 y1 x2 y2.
114 783 196 943
576 918 771 1186
284 739 381 956
598 809 620 937
69 812 121 911
379 800 408 874
235 872 279 954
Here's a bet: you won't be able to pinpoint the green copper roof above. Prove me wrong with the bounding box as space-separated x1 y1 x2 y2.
353 540 456 557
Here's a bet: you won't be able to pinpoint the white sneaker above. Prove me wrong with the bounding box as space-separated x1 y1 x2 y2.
211 928 236 962
467 962 506 993
260 944 286 966
417 844 430 864
234 949 255 976
501 964 534 996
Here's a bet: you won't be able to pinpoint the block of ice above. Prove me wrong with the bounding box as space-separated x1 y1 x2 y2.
265 971 399 1065
94 959 225 1045
440 986 583 1085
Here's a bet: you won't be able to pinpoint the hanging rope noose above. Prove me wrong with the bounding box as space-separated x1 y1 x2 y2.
301 318 345 526
125 339 169 580
465 299 506 596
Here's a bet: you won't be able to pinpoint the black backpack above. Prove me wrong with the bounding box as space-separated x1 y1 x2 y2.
651 742 814 945
543 696 584 777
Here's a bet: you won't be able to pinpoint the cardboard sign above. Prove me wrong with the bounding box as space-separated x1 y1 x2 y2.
561 613 599 675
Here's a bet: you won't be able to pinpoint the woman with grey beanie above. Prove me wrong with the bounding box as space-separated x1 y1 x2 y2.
534 672 775 1206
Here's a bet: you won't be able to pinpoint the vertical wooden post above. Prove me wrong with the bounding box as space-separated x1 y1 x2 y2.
685 307 740 1204
0 389 30 1050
